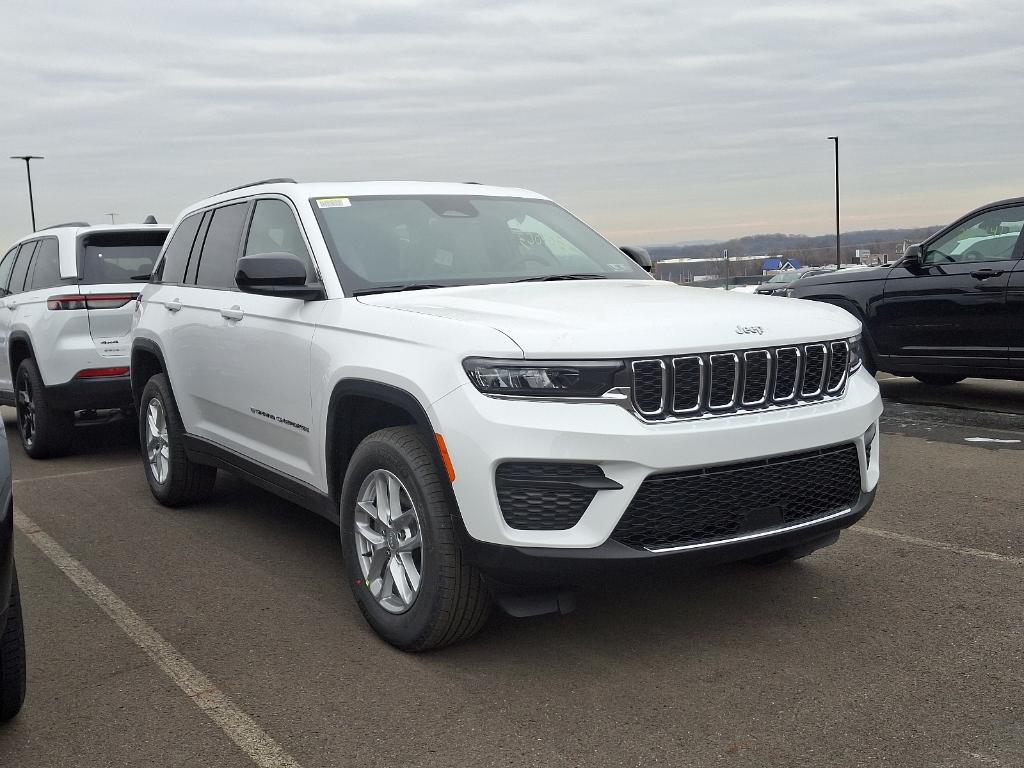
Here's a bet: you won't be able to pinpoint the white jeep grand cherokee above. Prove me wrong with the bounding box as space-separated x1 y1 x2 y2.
131 179 881 650
1 222 168 457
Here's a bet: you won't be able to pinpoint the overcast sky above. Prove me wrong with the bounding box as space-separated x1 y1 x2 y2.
2 0 1022 247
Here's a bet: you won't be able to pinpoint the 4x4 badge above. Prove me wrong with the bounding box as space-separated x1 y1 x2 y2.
736 325 764 335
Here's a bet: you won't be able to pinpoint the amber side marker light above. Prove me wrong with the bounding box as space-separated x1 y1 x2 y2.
434 433 456 483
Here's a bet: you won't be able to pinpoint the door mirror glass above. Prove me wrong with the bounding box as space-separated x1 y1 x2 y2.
619 246 653 273
236 253 323 299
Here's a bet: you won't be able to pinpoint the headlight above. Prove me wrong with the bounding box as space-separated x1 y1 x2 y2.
463 358 623 398
848 335 864 373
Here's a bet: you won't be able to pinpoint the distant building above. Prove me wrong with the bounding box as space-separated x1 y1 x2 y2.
761 257 801 274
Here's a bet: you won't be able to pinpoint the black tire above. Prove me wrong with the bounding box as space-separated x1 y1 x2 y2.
139 373 216 506
15 359 73 459
913 374 965 386
0 566 27 722
340 427 491 651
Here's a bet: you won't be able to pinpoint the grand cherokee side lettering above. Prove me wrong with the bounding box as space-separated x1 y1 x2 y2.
250 407 310 433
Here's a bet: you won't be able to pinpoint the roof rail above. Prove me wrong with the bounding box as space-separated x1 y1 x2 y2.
218 177 297 195
40 221 90 230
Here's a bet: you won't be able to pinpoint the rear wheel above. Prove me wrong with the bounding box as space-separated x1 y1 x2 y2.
340 427 491 651
0 567 27 722
15 359 73 459
139 373 216 506
913 374 965 386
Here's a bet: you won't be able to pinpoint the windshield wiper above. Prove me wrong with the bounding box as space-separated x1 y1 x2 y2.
513 273 607 282
353 283 447 296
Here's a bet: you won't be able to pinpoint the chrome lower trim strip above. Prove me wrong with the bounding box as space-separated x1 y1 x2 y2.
644 506 857 553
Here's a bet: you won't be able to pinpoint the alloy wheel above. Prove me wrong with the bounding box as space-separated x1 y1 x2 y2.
15 372 35 448
145 397 170 484
353 469 424 614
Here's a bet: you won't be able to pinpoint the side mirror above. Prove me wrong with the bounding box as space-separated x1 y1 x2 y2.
619 246 653 273
901 244 924 269
236 253 324 300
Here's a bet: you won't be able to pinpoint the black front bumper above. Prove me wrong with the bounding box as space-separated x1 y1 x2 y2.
460 487 876 587
45 375 133 411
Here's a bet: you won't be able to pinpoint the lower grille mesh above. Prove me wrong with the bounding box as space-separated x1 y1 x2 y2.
612 444 862 550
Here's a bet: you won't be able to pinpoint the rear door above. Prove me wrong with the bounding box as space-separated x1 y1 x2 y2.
77 229 167 359
876 203 1024 372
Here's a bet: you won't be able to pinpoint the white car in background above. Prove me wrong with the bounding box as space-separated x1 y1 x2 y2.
0 222 168 457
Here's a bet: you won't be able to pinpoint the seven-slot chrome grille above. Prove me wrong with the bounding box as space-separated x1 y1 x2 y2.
629 340 850 421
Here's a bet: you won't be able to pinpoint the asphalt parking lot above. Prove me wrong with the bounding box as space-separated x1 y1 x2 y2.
1 378 1022 768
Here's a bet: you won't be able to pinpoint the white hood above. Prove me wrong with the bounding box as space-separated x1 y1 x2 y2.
358 280 860 358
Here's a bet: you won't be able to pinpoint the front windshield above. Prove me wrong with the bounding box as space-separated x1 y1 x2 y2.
310 195 650 293
767 271 802 284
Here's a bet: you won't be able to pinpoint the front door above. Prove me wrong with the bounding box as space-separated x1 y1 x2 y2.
876 204 1024 372
185 197 322 485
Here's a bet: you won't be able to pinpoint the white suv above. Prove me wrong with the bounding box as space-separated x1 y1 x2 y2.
1 222 168 457
131 180 882 650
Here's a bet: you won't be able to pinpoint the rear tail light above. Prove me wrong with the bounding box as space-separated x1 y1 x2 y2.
74 367 130 379
47 293 138 310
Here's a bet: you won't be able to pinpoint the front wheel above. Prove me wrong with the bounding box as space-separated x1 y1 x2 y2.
139 373 216 506
0 567 27 722
15 359 73 459
340 427 491 651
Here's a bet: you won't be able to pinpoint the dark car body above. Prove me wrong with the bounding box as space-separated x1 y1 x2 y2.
0 424 23 722
790 198 1024 380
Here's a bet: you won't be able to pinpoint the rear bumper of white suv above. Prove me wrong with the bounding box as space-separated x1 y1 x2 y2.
431 368 881 576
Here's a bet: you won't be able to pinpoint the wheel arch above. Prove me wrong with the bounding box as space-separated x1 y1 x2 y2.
8 332 36 380
325 379 450 504
130 338 168 409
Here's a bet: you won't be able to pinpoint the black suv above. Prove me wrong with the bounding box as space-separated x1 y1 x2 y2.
790 198 1024 385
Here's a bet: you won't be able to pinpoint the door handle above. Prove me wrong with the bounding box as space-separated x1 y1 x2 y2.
165 298 182 312
220 305 244 321
970 269 1004 280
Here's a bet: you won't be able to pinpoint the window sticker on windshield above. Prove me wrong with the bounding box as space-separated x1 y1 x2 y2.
317 197 351 208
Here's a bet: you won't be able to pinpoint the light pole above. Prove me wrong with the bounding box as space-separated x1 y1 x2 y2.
9 155 44 232
827 137 840 270
723 248 730 290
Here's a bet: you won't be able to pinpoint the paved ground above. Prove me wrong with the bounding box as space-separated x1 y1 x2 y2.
0 390 1021 768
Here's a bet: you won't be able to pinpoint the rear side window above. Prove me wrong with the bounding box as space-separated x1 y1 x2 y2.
195 203 248 289
78 230 168 284
0 248 17 294
158 213 203 284
28 238 62 290
8 242 37 294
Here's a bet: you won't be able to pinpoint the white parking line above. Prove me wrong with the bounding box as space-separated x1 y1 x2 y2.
12 463 138 484
13 508 304 768
852 525 1024 566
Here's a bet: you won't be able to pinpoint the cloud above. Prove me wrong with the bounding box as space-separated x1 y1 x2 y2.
2 0 1022 246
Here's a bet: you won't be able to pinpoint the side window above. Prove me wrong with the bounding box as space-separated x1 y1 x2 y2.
195 203 248 289
0 248 17 294
925 205 1024 265
27 238 61 290
8 242 37 295
158 212 203 284
244 199 315 279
